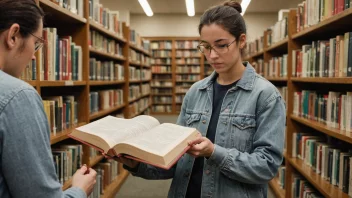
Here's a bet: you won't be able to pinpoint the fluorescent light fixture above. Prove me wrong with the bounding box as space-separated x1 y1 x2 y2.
241 0 251 16
186 0 195 17
138 0 153 17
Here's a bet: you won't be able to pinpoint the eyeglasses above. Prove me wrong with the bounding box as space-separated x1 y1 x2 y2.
197 39 236 55
28 32 45 52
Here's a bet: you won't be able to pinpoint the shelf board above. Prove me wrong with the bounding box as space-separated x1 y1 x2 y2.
51 122 86 145
176 80 197 83
62 178 72 190
129 61 141 66
288 157 349 198
152 72 172 74
89 48 126 61
152 93 173 96
244 50 264 60
291 115 352 144
153 102 173 105
151 86 173 88
152 64 172 66
89 104 126 120
141 64 151 68
176 92 187 95
128 95 143 103
89 155 104 167
291 77 352 84
101 170 129 198
40 81 86 87
292 8 352 40
266 38 289 53
265 77 288 82
129 104 152 118
141 79 151 83
129 44 151 57
129 80 141 83
176 72 201 74
39 0 87 24
89 80 125 86
25 80 37 86
269 177 285 198
89 20 126 43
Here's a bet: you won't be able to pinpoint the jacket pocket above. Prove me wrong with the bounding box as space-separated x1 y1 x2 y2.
185 112 201 127
230 115 256 152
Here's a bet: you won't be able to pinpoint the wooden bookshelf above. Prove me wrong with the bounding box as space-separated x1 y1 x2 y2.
288 157 349 198
265 77 288 82
89 80 125 86
266 38 289 53
291 115 352 144
269 177 285 198
101 170 129 198
25 80 37 86
89 155 104 167
50 122 86 145
89 48 126 61
129 61 141 66
130 44 151 57
40 81 87 87
89 20 126 43
89 104 126 121
62 178 72 190
291 77 352 84
244 50 264 60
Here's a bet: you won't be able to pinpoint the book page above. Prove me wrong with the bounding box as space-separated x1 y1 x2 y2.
75 115 160 147
120 123 196 156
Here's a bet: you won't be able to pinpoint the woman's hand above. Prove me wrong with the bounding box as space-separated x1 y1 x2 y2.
102 153 139 168
186 134 215 158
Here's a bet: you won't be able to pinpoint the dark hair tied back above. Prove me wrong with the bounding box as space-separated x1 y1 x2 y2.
223 1 242 14
0 0 44 37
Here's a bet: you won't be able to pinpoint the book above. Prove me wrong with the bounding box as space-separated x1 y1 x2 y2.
68 115 199 169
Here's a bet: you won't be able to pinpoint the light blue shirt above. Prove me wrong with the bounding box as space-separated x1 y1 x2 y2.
0 70 86 198
127 62 286 198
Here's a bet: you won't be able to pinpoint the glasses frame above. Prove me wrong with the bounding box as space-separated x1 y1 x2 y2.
28 32 45 52
197 39 237 55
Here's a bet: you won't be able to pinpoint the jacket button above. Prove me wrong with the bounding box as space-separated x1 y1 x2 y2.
205 109 209 112
205 170 210 174
202 120 206 124
223 121 227 125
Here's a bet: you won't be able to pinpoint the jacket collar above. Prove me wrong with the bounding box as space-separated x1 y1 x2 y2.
199 62 256 91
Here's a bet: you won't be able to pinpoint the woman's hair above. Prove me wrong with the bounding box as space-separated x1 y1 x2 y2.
199 1 246 43
0 0 44 37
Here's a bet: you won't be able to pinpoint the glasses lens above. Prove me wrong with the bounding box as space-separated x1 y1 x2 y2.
34 42 43 52
213 45 228 54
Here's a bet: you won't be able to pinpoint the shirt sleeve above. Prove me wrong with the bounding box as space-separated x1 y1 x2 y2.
0 89 86 198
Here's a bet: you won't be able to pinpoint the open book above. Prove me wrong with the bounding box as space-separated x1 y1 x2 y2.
68 115 199 169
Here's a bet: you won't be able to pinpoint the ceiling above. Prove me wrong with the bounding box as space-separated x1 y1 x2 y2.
104 0 302 14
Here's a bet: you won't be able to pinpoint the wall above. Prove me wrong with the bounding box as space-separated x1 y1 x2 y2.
130 13 278 41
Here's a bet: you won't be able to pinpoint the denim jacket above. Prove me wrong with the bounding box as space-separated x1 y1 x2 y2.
128 62 286 198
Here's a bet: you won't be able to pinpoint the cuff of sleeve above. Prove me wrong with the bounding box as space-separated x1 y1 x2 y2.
65 187 87 198
206 144 228 167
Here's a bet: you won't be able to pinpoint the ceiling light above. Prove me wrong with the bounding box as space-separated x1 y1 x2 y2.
138 0 153 17
186 0 195 17
241 0 251 16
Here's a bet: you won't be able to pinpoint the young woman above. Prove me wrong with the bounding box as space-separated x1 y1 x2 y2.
0 0 97 197
119 1 286 197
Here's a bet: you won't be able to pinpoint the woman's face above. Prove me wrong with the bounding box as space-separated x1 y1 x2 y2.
4 19 43 77
199 23 245 74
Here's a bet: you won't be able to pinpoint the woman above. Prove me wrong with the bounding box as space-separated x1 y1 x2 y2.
120 1 286 197
0 0 97 197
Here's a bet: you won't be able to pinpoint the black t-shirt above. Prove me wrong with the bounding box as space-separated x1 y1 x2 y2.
185 79 238 198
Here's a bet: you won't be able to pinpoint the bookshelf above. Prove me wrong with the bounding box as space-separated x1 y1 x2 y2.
245 7 352 198
29 0 152 196
145 37 205 114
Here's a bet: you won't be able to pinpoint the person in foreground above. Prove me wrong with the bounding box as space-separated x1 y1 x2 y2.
0 0 97 197
116 1 286 197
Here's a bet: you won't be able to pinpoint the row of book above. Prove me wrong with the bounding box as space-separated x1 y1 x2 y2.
176 82 193 87
129 49 151 66
176 75 200 81
128 98 150 117
129 67 151 81
176 95 185 103
89 58 124 81
152 105 172 113
89 89 124 114
277 86 288 106
277 165 286 189
252 55 288 78
152 75 172 80
292 32 352 77
245 36 264 57
152 50 172 57
176 50 201 57
49 0 84 18
151 81 173 87
88 160 119 198
296 0 352 33
129 29 142 49
291 174 323 198
153 96 172 103
43 96 78 135
141 40 151 53
89 0 123 38
175 41 199 49
141 84 151 95
151 41 172 50
129 85 141 102
266 15 288 46
152 88 172 94
176 66 200 73
40 28 83 81
20 59 36 81
292 133 352 195
175 87 189 94
89 30 124 57
52 144 83 185
176 58 200 65
293 90 352 131
152 58 172 65
151 66 172 73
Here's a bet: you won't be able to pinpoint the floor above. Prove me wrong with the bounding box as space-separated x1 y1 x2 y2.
116 115 276 198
